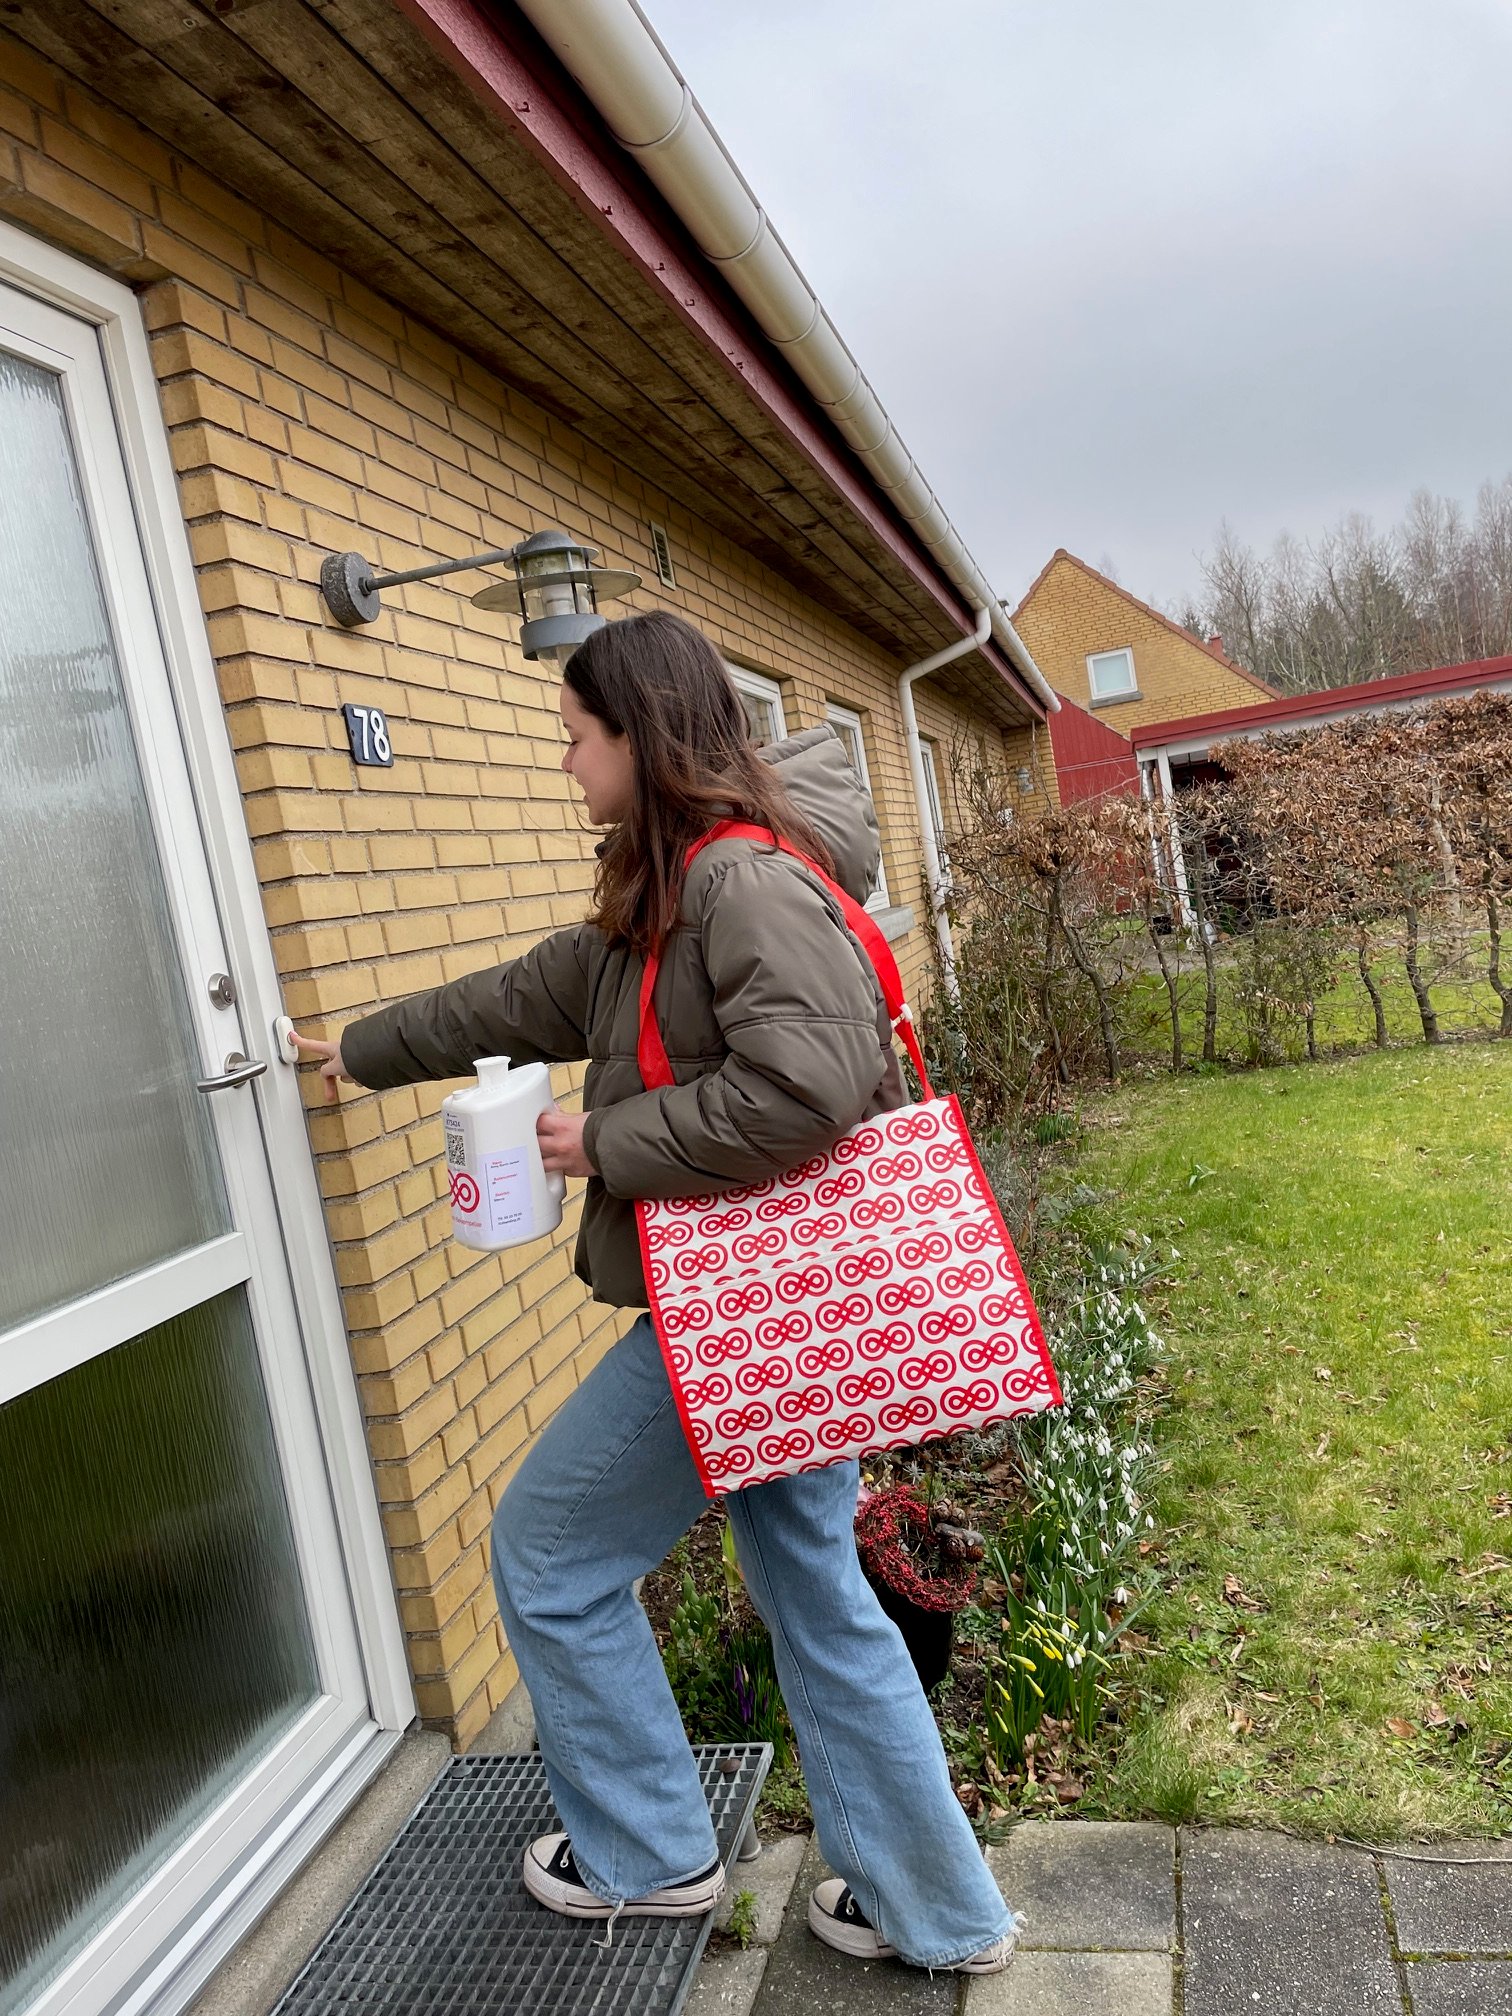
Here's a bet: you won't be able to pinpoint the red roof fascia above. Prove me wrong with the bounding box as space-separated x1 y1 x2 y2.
387 0 1043 716
1129 654 1512 750
1049 696 1141 804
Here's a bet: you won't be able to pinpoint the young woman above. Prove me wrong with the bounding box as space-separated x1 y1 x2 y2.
292 611 1021 1973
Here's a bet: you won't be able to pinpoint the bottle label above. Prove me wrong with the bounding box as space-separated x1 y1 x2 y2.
480 1148 536 1243
444 1112 485 1234
444 1111 468 1175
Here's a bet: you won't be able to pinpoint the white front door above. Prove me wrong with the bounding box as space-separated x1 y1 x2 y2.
0 268 401 2016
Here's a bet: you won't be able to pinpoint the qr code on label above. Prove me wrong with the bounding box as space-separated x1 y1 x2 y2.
444 1117 467 1171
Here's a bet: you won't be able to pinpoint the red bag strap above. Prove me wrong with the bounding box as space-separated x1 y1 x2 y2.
636 820 935 1099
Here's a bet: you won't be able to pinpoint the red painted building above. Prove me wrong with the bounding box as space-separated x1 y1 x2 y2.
1047 696 1141 805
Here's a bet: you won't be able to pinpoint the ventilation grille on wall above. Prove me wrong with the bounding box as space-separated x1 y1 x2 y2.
649 522 676 589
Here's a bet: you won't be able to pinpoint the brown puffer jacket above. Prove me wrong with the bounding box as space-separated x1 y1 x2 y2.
340 725 907 1307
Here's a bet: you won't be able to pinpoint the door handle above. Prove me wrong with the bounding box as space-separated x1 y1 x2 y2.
196 1051 269 1093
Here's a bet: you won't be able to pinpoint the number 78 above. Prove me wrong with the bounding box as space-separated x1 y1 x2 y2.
345 704 392 765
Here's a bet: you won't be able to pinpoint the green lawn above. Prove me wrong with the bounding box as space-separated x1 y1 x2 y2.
1075 1041 1512 1838
1119 957 1503 1067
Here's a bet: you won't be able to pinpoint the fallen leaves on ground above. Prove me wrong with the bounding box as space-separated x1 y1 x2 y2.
1222 1573 1266 1612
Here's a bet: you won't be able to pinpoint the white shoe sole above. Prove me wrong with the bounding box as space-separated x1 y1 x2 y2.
523 1842 725 1920
807 1888 897 1960
953 1938 1019 1975
807 1882 1020 1973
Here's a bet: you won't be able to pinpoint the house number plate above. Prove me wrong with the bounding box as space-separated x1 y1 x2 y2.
342 703 393 767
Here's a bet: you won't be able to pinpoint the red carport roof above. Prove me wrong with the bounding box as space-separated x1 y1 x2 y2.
1130 654 1512 751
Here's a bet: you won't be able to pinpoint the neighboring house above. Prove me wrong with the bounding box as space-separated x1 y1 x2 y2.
1131 652 1512 800
1013 550 1274 763
0 7 1057 2014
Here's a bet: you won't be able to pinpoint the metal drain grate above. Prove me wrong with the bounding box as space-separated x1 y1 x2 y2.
271 1744 771 2016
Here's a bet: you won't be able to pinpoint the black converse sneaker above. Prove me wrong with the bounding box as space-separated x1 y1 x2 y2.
808 1879 1021 1973
523 1833 725 1919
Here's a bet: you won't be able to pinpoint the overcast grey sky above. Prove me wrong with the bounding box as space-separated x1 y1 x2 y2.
645 0 1512 613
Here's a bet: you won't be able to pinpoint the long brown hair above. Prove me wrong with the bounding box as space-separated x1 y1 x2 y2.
564 610 835 953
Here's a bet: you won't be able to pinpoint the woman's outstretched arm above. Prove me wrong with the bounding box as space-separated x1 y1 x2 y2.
297 922 596 1098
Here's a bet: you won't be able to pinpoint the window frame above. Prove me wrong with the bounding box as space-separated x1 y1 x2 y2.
726 662 787 747
824 701 890 909
920 737 952 887
1086 645 1137 702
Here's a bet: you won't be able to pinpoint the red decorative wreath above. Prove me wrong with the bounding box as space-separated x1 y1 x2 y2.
854 1485 978 1613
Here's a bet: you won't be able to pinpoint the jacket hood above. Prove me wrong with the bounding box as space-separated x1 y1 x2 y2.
758 724 881 907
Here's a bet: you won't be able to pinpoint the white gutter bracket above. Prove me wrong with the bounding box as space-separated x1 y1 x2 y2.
899 605 993 1002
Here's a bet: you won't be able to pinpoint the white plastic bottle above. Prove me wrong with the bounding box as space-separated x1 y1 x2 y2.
441 1056 566 1252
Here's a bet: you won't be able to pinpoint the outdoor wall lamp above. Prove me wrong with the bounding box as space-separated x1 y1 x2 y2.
320 528 640 666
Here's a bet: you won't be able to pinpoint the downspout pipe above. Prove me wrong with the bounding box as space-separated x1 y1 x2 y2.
513 0 1061 718
899 605 994 1003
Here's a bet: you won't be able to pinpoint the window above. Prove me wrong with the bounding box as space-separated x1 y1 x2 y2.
1087 646 1137 701
726 663 787 746
649 521 676 588
920 738 952 886
826 703 890 908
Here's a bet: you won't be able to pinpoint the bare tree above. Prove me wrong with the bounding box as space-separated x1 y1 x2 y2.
1192 475 1512 694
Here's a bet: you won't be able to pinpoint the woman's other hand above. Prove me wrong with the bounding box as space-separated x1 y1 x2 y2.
537 1107 596 1178
289 1029 354 1105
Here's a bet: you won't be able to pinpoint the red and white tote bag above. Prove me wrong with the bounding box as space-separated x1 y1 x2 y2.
633 823 1062 1495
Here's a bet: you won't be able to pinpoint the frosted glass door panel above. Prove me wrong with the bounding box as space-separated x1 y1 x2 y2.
0 1290 320 2016
0 348 227 1332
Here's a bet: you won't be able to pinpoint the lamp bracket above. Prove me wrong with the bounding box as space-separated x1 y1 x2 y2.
319 543 527 627
319 550 382 628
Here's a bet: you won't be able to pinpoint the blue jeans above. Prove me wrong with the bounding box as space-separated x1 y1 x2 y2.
489 1313 1014 1968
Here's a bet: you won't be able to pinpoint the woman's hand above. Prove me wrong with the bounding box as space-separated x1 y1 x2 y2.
289 1029 355 1105
537 1107 596 1178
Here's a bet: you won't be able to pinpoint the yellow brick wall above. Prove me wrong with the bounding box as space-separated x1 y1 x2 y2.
1015 552 1268 734
0 36 1026 1746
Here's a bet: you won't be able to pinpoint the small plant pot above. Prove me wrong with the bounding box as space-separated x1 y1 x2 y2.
854 1484 976 1694
865 1569 956 1692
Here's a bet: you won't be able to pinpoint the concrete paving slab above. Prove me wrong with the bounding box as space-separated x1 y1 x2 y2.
1405 1960 1512 2014
1384 1842 1512 1955
686 1947 769 2016
986 1820 1175 1951
749 1836 958 2013
714 1833 808 1946
187 1731 451 2016
1180 1828 1402 2016
965 1949 1172 2015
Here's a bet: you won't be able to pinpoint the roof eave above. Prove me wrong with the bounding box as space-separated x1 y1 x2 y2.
392 0 1051 720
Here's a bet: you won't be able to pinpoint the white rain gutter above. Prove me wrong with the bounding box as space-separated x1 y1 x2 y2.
514 0 1061 718
899 606 992 999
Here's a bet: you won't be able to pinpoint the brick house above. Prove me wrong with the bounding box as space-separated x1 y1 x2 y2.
1014 551 1274 804
0 6 1058 2013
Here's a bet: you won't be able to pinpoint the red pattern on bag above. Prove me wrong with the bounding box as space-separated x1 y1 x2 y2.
632 822 1062 1494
